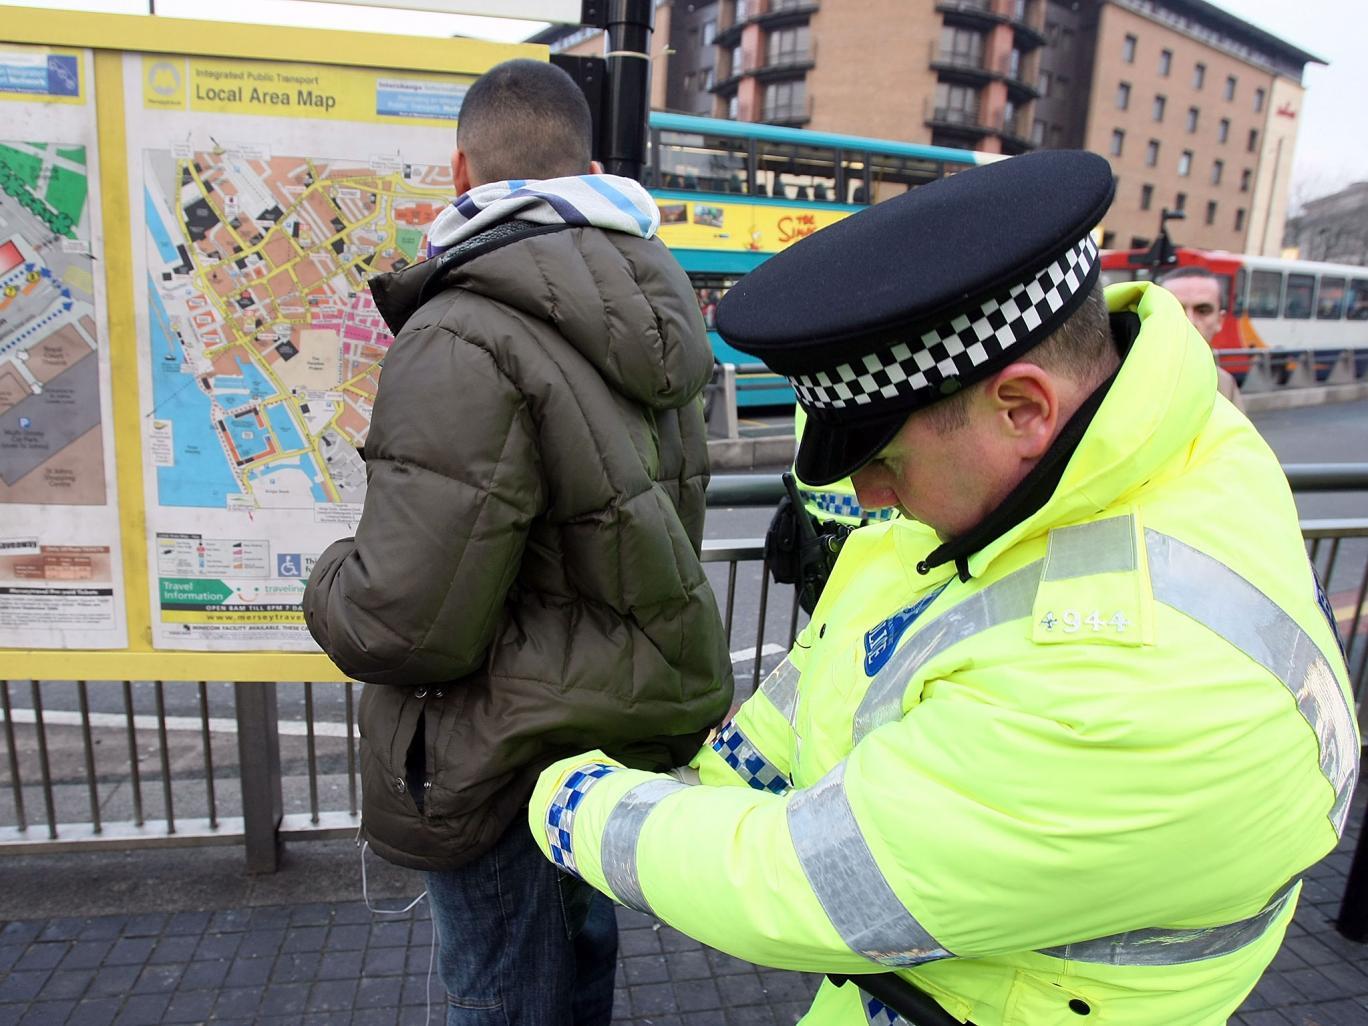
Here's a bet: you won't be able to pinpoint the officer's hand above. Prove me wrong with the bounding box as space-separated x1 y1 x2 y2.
527 750 623 862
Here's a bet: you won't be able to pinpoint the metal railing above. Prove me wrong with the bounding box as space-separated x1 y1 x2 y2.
1215 347 1368 392
2 468 1366 934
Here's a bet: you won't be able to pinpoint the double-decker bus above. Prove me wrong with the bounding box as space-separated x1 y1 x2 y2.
1101 246 1368 376
645 112 999 405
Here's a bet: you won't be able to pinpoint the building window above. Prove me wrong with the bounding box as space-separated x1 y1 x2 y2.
1159 49 1172 76
1116 82 1130 109
1218 118 1230 143
1123 34 1136 63
1178 150 1192 176
1140 183 1154 210
1146 139 1160 167
1211 159 1224 185
1153 94 1166 122
1240 168 1251 192
730 45 744 76
935 81 980 125
1205 200 1217 225
1186 107 1199 133
702 19 716 46
727 94 739 119
1110 128 1125 157
1225 75 1237 100
938 25 984 68
1175 191 1187 212
1102 230 1117 248
762 78 807 121
1038 69 1053 97
1032 118 1046 144
1254 87 1266 113
702 66 715 90
768 25 811 67
1194 63 1206 89
1248 128 1259 152
1234 207 1246 231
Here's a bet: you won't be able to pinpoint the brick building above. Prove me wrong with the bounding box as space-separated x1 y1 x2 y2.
528 0 1322 254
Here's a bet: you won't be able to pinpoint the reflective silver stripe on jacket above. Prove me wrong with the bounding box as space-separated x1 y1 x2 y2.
1042 516 1137 580
600 778 688 916
1146 529 1359 835
787 762 952 967
852 562 1042 745
1040 881 1299 966
759 657 801 726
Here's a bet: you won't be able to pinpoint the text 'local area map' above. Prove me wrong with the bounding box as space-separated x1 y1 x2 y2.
0 141 102 506
144 148 452 509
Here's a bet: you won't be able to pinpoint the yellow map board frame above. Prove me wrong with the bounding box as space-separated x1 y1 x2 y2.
1 6 544 681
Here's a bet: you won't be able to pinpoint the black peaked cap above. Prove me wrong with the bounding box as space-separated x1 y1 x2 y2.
715 149 1116 485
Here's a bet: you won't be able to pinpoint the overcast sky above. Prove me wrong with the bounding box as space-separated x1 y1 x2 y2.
4 0 1364 201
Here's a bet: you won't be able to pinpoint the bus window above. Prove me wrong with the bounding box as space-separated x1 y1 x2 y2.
1246 269 1282 318
658 131 750 194
867 153 946 203
691 274 744 330
756 142 836 202
842 152 870 204
1348 279 1368 321
1282 274 1313 319
1231 268 1246 317
1317 277 1346 320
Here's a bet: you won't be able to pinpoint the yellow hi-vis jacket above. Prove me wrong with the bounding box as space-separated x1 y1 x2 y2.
792 406 896 527
529 282 1358 1026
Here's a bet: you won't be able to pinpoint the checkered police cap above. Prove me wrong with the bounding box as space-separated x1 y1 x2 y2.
715 150 1116 486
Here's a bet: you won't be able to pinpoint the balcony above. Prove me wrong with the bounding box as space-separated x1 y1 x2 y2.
929 42 995 84
936 0 998 30
930 44 1039 98
760 96 813 126
936 0 1046 48
754 41 817 78
1008 0 1047 48
717 0 819 45
996 53 1040 98
924 98 991 137
998 112 1036 153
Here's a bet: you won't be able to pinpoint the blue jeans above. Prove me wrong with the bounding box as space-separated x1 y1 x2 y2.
426 819 618 1026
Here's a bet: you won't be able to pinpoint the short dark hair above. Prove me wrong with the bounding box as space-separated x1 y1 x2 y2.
457 59 593 183
926 282 1115 434
1156 265 1225 310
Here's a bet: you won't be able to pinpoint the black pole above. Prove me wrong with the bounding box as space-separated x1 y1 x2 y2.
1336 824 1368 941
598 0 654 181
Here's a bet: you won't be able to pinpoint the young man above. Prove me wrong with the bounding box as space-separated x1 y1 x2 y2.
526 151 1356 1025
1157 265 1246 410
304 59 733 1025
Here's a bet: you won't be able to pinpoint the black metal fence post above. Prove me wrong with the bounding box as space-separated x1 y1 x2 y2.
235 682 282 872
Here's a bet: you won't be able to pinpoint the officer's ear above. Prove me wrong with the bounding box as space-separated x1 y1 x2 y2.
982 363 1058 461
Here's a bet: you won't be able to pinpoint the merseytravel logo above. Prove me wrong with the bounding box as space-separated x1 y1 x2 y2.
143 57 186 109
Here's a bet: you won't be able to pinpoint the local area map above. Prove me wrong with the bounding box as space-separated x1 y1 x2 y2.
143 148 452 509
0 141 103 507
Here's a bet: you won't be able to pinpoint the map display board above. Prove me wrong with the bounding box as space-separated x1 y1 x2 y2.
124 53 465 650
0 43 126 649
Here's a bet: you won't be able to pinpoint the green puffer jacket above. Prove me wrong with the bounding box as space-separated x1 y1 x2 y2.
303 221 735 870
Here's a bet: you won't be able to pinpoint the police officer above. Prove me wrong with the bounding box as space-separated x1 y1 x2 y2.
526 151 1357 1025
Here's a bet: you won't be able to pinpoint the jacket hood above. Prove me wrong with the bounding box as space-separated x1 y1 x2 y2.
901 281 1216 585
370 222 713 412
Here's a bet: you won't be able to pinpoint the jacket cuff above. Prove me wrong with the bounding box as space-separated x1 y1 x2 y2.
530 752 646 889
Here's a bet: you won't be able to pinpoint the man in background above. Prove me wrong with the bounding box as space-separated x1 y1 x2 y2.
1158 265 1246 410
304 59 733 1025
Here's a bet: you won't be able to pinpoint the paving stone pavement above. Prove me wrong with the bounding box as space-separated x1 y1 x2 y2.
0 787 1364 1025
